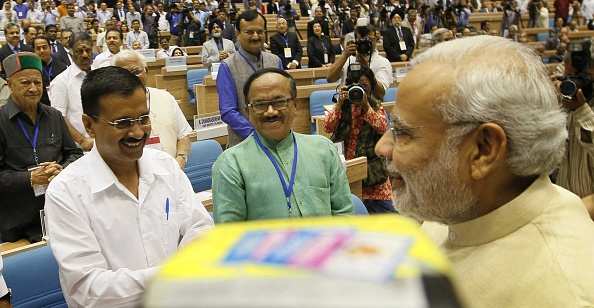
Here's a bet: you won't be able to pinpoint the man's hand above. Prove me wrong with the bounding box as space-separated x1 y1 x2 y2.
345 41 357 57
31 162 63 186
400 54 408 61
219 51 228 60
563 88 587 111
80 138 94 151
287 62 297 69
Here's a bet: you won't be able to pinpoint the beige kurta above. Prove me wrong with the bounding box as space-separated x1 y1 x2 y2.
424 175 594 308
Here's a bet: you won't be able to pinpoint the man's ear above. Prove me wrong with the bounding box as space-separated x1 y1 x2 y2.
82 114 96 139
468 123 507 180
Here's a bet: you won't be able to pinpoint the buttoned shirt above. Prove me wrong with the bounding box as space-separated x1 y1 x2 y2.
59 15 85 33
41 10 58 25
158 11 169 32
96 9 112 25
340 51 394 90
126 11 142 28
147 87 192 157
48 63 88 137
0 99 82 232
212 131 353 222
27 9 43 23
0 256 7 298
126 30 149 50
91 50 117 70
45 146 214 308
425 175 594 308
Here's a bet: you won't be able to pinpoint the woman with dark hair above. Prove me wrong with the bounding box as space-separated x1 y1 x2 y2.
323 67 394 213
171 47 185 56
307 21 334 68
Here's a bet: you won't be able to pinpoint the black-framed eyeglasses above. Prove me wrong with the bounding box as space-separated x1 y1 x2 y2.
248 97 292 113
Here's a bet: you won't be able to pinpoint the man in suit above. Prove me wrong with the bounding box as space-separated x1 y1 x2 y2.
383 11 414 62
33 36 67 105
270 17 303 69
307 6 329 39
113 1 127 23
267 0 280 14
0 23 32 78
217 9 236 42
45 24 70 66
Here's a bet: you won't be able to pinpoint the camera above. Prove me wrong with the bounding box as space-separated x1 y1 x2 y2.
561 39 594 100
346 63 365 103
355 26 373 55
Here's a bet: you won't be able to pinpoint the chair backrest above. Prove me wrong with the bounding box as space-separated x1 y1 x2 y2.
309 89 336 133
351 194 368 215
383 87 398 102
3 245 67 308
184 139 223 192
187 68 209 104
314 78 328 85
536 32 549 42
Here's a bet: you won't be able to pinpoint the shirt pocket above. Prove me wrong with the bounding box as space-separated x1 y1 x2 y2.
297 185 332 217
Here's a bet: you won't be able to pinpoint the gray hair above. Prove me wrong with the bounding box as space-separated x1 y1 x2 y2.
110 49 147 69
412 35 567 177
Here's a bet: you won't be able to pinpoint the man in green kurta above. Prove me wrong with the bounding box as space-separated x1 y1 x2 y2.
212 68 353 223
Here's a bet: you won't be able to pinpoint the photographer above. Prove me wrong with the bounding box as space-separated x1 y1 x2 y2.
323 66 395 213
327 22 393 100
557 39 594 220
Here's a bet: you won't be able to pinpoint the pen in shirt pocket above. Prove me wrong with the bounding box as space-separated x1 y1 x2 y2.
165 197 170 220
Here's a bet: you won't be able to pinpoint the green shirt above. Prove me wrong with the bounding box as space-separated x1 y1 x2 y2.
212 131 353 223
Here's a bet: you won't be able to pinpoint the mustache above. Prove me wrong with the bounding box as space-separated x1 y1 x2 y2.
121 134 148 143
384 159 401 178
262 115 282 122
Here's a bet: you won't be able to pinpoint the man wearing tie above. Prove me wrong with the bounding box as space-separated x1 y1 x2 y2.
383 11 414 62
45 24 70 66
401 9 420 46
270 17 302 69
267 0 280 14
114 1 127 23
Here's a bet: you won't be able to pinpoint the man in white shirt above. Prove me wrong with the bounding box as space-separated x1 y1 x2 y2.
45 66 213 308
0 256 9 308
376 35 594 308
95 19 116 53
92 29 121 69
49 32 94 151
125 3 142 28
96 2 111 25
112 50 192 168
156 2 169 32
327 23 393 100
0 2 17 28
126 19 149 50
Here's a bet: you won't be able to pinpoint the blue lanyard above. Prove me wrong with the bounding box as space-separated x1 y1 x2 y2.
238 50 263 73
281 34 289 47
16 117 40 165
253 133 298 211
44 64 53 80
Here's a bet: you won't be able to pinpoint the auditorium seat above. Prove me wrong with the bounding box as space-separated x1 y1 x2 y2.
184 140 223 192
187 68 209 104
314 78 328 85
309 89 337 133
351 194 368 215
2 245 67 308
383 87 398 102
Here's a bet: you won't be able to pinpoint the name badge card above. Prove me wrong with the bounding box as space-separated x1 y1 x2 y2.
324 53 328 64
211 62 221 80
399 41 407 50
165 56 187 72
284 47 292 58
139 49 156 62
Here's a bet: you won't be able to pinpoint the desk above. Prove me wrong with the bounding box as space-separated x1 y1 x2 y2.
153 64 205 120
146 55 204 88
198 156 368 212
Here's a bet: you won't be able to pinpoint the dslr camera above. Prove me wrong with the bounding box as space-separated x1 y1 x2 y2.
560 39 593 101
344 63 366 103
355 26 373 56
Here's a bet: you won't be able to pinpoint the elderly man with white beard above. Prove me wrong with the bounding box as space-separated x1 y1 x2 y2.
375 35 594 308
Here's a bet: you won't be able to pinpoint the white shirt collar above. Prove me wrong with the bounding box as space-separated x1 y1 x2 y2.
86 145 169 195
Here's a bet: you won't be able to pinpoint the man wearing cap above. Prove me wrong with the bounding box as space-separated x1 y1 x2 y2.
0 52 82 243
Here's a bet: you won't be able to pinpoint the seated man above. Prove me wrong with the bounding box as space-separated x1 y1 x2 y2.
111 50 192 168
45 67 214 307
0 52 82 243
376 36 594 307
212 68 353 223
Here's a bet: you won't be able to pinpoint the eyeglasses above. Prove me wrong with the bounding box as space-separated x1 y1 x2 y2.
248 97 292 113
92 114 151 129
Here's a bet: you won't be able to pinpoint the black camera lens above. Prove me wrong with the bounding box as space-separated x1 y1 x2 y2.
560 79 577 98
356 39 372 55
348 85 365 102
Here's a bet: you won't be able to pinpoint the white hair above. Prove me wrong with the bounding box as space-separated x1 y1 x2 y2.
110 49 147 68
412 35 567 177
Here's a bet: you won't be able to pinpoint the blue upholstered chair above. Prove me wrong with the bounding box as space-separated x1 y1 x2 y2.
351 194 368 215
314 78 328 85
309 89 337 133
383 87 398 102
2 245 67 308
187 68 209 104
184 140 223 192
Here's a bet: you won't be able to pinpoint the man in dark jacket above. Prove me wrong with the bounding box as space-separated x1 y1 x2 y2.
270 17 303 69
383 11 415 62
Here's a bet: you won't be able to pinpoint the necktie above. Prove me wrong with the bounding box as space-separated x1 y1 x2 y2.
398 27 403 39
51 42 57 53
